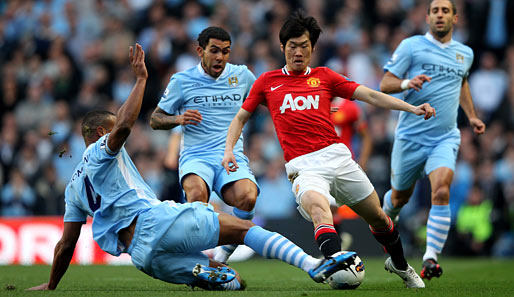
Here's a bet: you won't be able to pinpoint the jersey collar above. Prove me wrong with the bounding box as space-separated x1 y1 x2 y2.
424 32 453 49
197 62 228 81
282 65 311 76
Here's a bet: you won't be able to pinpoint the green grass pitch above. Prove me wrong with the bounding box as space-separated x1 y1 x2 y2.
2 258 514 296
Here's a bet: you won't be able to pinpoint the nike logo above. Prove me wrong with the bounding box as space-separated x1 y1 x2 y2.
318 239 330 250
270 84 284 91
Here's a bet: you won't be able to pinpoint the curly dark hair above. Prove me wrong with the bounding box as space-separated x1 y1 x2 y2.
197 26 231 49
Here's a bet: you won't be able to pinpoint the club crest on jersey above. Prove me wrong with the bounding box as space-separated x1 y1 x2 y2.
228 76 239 87
306 77 320 87
279 93 319 114
456 53 464 63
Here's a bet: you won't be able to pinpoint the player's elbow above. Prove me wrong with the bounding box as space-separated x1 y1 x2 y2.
149 115 158 130
379 80 389 93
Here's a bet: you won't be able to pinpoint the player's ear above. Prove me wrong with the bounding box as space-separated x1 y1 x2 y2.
196 45 204 58
452 13 458 25
280 43 284 53
97 126 106 137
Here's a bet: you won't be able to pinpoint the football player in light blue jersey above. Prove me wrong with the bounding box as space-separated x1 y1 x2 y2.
380 0 486 280
150 27 259 263
28 44 358 292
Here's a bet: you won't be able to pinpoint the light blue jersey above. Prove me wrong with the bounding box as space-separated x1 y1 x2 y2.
158 63 256 161
63 134 160 256
384 32 474 143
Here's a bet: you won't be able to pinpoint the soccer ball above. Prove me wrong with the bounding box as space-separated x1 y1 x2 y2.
327 252 365 290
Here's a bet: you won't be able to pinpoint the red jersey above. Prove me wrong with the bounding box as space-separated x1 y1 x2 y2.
330 99 367 155
242 66 360 161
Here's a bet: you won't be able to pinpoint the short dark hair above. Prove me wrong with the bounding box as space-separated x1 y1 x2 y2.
81 110 115 138
279 10 322 47
427 0 457 15
197 26 231 49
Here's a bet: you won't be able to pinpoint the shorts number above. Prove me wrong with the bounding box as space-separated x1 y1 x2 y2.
85 176 101 212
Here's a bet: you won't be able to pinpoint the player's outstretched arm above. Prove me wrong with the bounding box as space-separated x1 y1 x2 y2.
380 71 431 93
222 108 252 174
149 107 202 130
352 85 435 120
108 44 148 152
459 78 486 135
27 222 83 291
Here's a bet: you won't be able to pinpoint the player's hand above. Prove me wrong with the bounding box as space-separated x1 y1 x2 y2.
26 283 50 291
408 74 431 91
179 109 202 125
330 106 339 114
129 43 148 80
221 151 239 174
413 103 436 120
469 117 486 135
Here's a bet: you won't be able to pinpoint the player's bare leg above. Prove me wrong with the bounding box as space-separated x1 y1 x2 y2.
383 184 416 224
301 190 341 258
351 191 424 288
222 179 258 212
390 186 415 208
213 179 258 263
422 167 453 279
182 174 210 202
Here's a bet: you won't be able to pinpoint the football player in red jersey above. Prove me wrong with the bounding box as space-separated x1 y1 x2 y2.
222 11 434 288
331 99 372 171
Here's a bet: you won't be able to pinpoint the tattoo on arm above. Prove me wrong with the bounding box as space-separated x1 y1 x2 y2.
150 108 181 130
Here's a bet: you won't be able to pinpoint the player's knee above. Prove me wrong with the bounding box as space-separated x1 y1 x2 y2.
391 192 411 207
232 188 258 211
432 186 450 204
237 195 257 211
185 188 208 202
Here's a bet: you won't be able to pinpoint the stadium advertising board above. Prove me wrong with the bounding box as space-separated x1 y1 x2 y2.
0 217 131 265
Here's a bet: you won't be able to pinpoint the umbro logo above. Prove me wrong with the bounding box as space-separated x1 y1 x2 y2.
270 84 284 91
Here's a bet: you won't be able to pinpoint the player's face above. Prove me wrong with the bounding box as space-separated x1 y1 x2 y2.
426 0 457 39
281 32 312 72
197 38 231 78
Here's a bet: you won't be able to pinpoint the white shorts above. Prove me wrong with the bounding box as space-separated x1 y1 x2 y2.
285 143 374 222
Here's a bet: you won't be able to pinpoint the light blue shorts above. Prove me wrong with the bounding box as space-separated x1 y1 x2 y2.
127 201 220 285
179 153 259 200
391 137 460 191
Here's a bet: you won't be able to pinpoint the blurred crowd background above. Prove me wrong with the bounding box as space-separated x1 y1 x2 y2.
1 0 513 258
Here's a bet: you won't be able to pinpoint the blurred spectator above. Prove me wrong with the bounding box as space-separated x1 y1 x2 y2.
455 184 493 256
34 163 65 215
1 168 36 216
159 127 184 203
14 81 53 132
469 52 508 123
254 157 296 220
